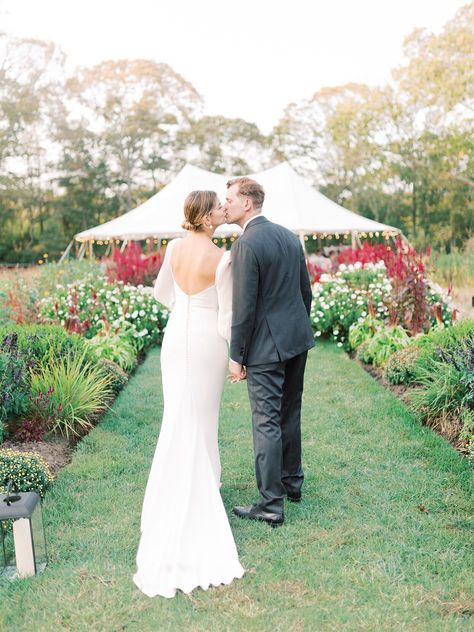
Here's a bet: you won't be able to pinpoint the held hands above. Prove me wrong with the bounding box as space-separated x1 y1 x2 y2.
228 359 247 383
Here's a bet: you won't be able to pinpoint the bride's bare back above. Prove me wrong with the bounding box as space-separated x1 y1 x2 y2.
170 236 224 296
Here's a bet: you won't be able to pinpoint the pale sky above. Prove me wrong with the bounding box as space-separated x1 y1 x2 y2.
1 0 468 133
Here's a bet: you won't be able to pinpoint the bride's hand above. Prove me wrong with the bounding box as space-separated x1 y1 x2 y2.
228 360 246 383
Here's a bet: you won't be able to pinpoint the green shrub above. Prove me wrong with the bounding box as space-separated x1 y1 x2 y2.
311 261 392 347
0 325 98 428
0 324 94 368
383 345 423 385
356 325 409 367
348 316 384 351
0 449 54 498
413 320 474 364
405 357 469 426
29 352 114 441
87 321 137 372
0 347 31 423
98 359 128 395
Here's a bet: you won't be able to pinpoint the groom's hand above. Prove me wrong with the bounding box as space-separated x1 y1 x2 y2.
228 359 246 383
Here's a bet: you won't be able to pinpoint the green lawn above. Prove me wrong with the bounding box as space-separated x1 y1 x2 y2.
1 342 473 631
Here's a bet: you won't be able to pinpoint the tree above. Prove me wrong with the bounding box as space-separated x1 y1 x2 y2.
177 115 272 175
63 59 203 211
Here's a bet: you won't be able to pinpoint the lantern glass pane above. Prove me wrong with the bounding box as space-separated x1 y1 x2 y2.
31 503 47 572
0 520 18 579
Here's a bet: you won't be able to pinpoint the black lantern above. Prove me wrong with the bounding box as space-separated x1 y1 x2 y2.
0 482 48 580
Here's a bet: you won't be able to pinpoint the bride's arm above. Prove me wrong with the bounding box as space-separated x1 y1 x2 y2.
153 239 178 309
216 251 232 345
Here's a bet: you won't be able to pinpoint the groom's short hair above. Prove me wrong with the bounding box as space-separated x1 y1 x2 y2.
227 177 265 210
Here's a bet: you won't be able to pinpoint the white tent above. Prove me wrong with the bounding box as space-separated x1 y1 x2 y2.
74 162 400 243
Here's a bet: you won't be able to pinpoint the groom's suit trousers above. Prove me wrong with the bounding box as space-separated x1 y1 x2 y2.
246 350 307 514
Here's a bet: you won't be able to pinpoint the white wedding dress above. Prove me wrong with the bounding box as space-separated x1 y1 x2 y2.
133 238 245 598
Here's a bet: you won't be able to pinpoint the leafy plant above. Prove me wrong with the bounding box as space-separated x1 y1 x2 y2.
405 358 469 430
348 315 384 351
0 448 54 498
87 319 137 371
29 352 114 441
13 387 58 442
413 320 474 372
0 324 95 368
0 337 32 423
356 325 409 367
97 359 128 395
383 344 423 385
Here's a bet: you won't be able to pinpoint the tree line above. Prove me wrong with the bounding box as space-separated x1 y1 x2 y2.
0 2 472 262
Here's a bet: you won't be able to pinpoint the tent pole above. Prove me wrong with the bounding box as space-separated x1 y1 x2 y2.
120 240 128 253
59 239 74 264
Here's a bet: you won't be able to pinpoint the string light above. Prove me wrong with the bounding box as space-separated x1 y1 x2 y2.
163 239 167 245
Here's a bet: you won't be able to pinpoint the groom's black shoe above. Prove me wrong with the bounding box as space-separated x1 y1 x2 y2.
233 505 284 527
286 491 302 503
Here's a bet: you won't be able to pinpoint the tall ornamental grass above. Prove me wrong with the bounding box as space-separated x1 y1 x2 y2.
29 352 114 441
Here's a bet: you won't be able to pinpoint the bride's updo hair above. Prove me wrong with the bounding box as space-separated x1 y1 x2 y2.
182 190 218 232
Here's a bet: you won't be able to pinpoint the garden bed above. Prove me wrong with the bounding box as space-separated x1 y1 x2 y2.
359 361 470 458
0 437 72 477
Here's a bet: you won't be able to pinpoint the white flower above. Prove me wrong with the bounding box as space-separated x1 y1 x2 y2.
337 342 343 347
315 331 321 337
131 310 138 319
139 309 145 317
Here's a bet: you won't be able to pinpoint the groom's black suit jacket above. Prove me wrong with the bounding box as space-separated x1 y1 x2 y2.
230 216 315 367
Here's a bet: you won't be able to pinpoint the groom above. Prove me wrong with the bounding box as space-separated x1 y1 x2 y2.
225 177 314 527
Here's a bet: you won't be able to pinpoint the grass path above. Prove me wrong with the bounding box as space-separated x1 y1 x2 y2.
1 342 473 631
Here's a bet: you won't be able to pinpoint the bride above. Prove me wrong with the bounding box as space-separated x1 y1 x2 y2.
133 190 245 598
